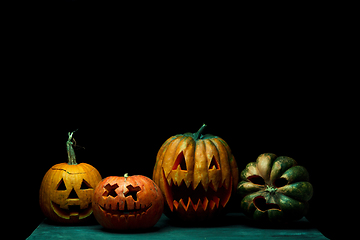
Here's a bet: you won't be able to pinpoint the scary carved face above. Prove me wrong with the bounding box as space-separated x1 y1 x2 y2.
237 153 313 223
92 175 164 230
39 163 102 223
153 132 239 221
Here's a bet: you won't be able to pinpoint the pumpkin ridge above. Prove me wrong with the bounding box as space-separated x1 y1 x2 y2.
237 153 313 223
153 125 238 222
163 136 186 178
256 153 277 182
269 156 297 183
208 138 221 157
153 139 175 184
205 139 221 169
156 136 177 160
209 138 232 190
173 137 192 171
193 139 209 190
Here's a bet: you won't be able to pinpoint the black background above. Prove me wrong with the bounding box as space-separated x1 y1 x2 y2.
9 10 355 239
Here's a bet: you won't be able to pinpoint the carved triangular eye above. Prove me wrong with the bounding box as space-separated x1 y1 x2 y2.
172 151 187 170
56 178 67 190
209 156 220 170
80 179 92 189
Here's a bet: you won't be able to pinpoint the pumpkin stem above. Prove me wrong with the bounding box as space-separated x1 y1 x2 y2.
265 185 277 194
124 173 129 182
66 130 78 165
193 124 207 140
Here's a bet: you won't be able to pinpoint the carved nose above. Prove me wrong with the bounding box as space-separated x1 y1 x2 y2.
67 188 79 199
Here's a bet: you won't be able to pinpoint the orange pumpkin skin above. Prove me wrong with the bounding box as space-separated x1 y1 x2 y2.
92 175 164 231
39 162 102 224
39 131 102 224
152 125 239 222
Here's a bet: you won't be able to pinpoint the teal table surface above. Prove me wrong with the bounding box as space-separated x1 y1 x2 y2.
27 213 327 240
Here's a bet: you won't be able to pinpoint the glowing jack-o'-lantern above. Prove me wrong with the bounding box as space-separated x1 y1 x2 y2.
39 131 102 224
152 124 239 222
92 174 164 230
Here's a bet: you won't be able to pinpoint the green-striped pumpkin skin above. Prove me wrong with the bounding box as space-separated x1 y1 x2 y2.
237 153 313 223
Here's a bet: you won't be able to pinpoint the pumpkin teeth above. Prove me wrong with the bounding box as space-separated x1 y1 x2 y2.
99 203 152 220
208 199 216 210
193 198 203 211
51 201 93 220
161 168 232 212
180 198 188 210
173 200 179 210
202 197 209 211
212 196 220 208
189 197 197 211
173 197 215 211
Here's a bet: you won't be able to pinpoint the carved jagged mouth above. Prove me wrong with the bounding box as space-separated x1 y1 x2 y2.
99 201 152 219
162 169 232 212
51 201 93 219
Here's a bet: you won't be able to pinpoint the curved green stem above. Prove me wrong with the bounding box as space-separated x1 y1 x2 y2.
66 131 77 165
265 185 277 193
193 124 207 140
124 173 129 182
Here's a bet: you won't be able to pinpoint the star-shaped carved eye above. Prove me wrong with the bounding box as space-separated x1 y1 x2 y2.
103 183 119 197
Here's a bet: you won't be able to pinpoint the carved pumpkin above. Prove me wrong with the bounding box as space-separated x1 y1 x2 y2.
39 131 102 224
92 174 164 230
237 153 313 223
152 124 239 222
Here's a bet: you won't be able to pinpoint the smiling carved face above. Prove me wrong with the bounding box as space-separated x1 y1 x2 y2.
39 163 102 224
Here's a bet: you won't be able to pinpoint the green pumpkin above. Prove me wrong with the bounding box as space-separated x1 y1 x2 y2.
237 153 313 223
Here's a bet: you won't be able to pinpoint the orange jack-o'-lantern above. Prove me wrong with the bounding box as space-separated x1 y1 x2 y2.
153 124 239 222
39 131 102 224
92 174 164 230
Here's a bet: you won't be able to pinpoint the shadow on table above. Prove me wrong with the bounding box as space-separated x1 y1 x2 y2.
43 217 99 226
100 226 162 234
42 218 162 234
164 213 316 230
41 213 316 233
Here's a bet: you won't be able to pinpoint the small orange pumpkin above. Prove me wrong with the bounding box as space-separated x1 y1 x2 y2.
39 131 102 224
153 124 239 222
92 174 164 230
